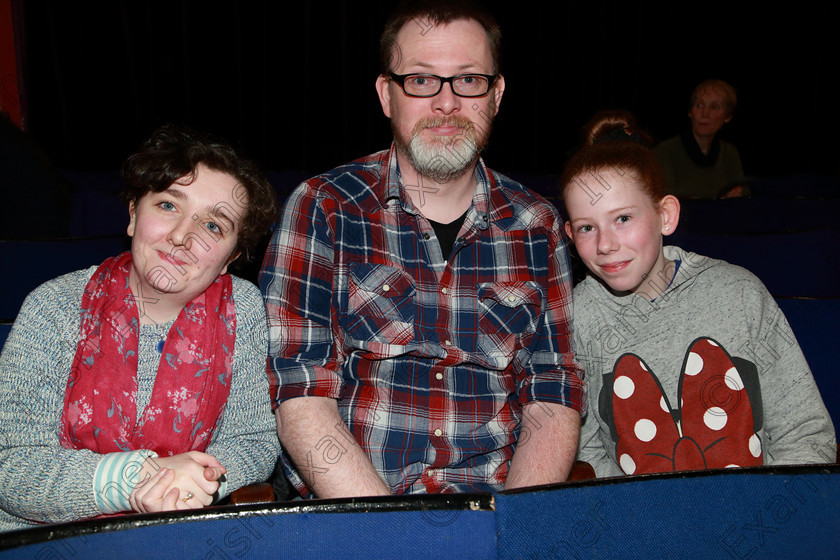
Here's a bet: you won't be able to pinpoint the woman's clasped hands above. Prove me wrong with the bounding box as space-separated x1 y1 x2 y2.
129 451 226 513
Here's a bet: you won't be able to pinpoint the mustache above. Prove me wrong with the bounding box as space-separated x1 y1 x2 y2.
412 116 476 134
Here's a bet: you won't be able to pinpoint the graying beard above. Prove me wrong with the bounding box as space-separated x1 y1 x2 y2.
406 133 479 183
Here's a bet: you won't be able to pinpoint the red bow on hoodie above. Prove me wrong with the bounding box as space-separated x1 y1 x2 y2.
610 337 763 474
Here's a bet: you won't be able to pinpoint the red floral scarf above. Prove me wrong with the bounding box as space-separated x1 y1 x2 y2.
60 252 235 456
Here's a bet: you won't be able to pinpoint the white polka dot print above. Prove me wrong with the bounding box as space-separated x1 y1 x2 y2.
724 367 744 391
749 434 762 457
634 419 657 442
703 407 727 430
619 454 636 474
685 352 703 376
614 376 635 399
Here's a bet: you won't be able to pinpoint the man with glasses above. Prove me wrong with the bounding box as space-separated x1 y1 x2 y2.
260 0 583 498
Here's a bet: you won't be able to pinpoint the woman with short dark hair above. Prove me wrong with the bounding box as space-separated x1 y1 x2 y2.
0 125 280 532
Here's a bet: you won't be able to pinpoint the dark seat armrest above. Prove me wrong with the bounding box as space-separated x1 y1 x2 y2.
568 460 596 481
229 482 275 505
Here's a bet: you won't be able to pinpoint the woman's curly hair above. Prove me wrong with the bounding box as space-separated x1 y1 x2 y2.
122 124 278 263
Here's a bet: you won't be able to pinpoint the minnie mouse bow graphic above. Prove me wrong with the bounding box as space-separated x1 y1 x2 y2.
601 337 764 474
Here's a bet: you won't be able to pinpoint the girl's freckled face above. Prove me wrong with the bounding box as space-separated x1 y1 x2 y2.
564 169 671 297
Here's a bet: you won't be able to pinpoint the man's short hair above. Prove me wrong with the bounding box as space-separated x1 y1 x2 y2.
379 0 502 75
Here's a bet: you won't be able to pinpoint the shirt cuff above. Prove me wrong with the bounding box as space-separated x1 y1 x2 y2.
93 450 159 514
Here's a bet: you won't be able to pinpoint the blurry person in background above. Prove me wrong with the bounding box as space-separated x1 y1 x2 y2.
655 79 747 198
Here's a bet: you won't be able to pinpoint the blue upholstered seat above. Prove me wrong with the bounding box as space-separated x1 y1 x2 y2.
0 236 129 321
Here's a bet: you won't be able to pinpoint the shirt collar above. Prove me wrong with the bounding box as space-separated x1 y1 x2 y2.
376 142 500 231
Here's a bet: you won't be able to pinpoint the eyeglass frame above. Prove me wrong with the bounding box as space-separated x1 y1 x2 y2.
388 72 499 98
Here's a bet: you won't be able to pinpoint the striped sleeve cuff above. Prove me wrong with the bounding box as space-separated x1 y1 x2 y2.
217 477 228 501
93 450 159 514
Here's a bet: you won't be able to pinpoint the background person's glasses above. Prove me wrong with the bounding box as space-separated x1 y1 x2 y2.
389 73 497 98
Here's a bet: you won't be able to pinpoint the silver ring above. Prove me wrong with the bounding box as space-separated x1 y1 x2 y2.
181 491 194 502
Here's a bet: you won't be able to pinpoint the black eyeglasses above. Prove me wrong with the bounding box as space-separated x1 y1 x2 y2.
389 72 497 98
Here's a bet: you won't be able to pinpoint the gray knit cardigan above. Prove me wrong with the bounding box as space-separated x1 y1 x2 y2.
0 267 280 532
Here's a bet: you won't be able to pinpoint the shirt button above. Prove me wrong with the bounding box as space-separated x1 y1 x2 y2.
507 295 516 302
382 284 390 292
441 287 448 294
435 373 443 380
434 429 442 437
445 340 451 346
423 233 430 240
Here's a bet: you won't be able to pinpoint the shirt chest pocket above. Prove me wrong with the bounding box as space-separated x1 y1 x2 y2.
476 281 543 359
344 263 417 345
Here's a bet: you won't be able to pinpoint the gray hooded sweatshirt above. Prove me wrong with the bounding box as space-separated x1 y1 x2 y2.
574 246 835 477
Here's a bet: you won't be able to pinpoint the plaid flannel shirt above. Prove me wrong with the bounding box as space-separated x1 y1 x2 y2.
260 145 584 495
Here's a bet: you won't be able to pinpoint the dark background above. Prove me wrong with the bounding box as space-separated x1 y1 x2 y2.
17 0 840 181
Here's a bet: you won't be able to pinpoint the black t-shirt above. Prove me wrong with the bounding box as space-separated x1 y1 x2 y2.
428 210 468 261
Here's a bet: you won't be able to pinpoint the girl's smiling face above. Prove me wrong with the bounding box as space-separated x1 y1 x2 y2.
564 167 679 298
